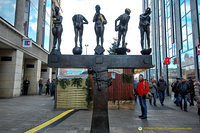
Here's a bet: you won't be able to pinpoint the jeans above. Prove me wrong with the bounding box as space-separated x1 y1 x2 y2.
135 94 138 102
139 96 147 117
158 90 165 104
179 94 188 110
176 96 180 106
149 93 156 105
39 85 42 95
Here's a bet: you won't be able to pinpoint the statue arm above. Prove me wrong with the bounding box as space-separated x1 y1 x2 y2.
102 15 107 24
54 16 63 24
93 14 97 22
72 15 76 26
115 16 120 26
83 16 88 24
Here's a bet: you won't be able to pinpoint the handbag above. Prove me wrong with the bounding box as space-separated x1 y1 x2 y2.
143 81 152 99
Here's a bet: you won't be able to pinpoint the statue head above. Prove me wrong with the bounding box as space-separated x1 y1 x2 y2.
55 6 60 14
95 5 101 13
125 8 131 15
145 7 151 14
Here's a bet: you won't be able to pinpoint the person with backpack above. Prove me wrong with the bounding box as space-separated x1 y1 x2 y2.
136 74 149 119
177 77 191 112
157 76 167 106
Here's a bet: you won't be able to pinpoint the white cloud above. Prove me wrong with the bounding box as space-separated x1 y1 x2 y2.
29 21 37 32
61 0 142 55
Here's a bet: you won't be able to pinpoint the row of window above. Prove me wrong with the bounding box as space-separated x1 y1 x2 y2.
0 0 51 52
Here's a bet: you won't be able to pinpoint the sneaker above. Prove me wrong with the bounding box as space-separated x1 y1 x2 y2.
138 115 143 118
161 103 164 106
154 104 157 106
184 109 188 112
141 116 147 119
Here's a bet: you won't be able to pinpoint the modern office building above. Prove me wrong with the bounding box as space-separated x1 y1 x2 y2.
141 0 200 95
0 0 61 97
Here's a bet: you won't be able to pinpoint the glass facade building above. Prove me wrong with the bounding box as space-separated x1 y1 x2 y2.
0 0 52 51
143 0 200 95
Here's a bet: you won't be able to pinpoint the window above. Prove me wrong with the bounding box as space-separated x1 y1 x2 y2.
181 50 195 78
197 0 200 32
43 0 51 51
181 50 194 67
0 0 16 25
28 0 39 42
180 0 193 53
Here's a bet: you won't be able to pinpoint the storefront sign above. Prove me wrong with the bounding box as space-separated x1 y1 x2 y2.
23 39 32 47
163 57 170 65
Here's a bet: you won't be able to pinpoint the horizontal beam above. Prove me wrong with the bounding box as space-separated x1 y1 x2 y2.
48 54 153 69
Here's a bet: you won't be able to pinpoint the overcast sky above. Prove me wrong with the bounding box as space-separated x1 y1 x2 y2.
60 0 142 55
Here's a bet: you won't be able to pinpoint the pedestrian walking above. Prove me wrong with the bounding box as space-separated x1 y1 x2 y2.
23 77 30 95
136 74 149 119
157 76 167 106
45 79 50 95
177 77 191 112
187 77 194 106
194 81 200 116
39 78 43 95
51 79 56 99
172 77 181 106
149 78 157 106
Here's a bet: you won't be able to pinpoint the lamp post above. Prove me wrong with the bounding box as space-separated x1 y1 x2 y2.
85 44 89 55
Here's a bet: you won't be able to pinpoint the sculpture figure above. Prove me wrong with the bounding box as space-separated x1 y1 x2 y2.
93 5 107 47
139 7 151 50
52 6 63 52
115 8 131 48
72 14 88 49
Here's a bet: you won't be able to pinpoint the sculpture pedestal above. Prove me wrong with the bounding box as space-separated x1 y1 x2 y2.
50 49 61 55
73 47 82 55
94 45 105 55
141 48 152 55
115 47 128 55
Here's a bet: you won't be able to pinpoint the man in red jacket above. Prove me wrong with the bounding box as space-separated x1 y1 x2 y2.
136 74 149 119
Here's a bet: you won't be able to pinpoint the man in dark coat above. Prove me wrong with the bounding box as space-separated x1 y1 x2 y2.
23 77 30 95
177 77 191 112
157 76 167 106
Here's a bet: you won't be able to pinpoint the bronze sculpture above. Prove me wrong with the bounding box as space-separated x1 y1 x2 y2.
72 14 88 49
93 5 107 55
115 8 131 48
52 6 63 53
139 7 152 55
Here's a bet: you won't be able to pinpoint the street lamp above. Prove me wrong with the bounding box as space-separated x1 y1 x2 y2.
85 44 89 55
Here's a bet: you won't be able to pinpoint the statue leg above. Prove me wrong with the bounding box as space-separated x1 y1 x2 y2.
100 27 104 47
74 28 78 47
53 36 57 49
122 31 127 48
140 28 144 49
117 32 122 48
79 28 83 48
57 27 63 51
95 27 100 46
146 27 150 49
